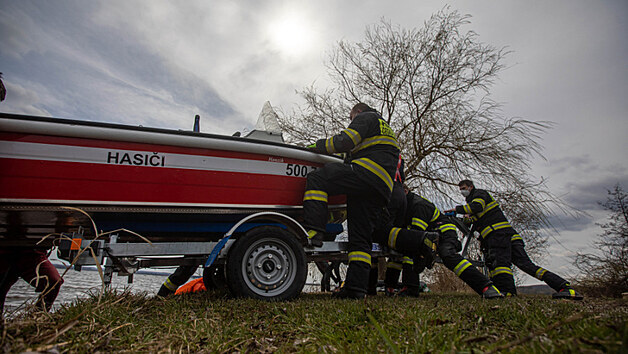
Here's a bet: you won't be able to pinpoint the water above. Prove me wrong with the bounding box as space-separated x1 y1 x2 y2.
3 267 168 314
4 264 326 315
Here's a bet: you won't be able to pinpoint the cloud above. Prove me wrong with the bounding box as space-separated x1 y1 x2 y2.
562 172 628 211
0 81 50 116
0 1 246 133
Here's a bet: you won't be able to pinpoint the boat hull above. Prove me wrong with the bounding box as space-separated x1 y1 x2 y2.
0 114 345 246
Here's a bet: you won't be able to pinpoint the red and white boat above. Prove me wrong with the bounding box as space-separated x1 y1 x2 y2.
0 107 344 246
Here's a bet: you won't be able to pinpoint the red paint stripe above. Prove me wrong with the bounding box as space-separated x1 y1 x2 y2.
0 158 345 206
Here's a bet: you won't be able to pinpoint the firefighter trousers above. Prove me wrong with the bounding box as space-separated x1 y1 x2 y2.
304 162 387 293
511 238 568 291
384 257 420 290
438 231 492 295
482 230 517 295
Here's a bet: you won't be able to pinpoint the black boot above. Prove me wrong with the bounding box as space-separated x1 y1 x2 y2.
481 284 504 299
157 284 175 297
552 285 583 300
397 286 421 297
332 287 367 299
306 230 324 247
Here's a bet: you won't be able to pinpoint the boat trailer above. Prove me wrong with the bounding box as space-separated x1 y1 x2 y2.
53 210 484 300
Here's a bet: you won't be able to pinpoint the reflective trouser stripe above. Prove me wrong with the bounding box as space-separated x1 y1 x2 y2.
453 259 473 277
439 223 457 233
490 267 513 277
511 234 523 242
480 221 512 239
348 251 371 266
163 278 177 291
402 256 413 265
303 190 328 202
388 227 401 248
387 261 402 270
535 267 547 280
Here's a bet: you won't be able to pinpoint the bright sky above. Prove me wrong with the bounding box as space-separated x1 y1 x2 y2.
1 0 627 284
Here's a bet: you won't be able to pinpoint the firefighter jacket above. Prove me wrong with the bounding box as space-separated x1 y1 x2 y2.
405 193 457 234
454 188 514 240
310 110 400 201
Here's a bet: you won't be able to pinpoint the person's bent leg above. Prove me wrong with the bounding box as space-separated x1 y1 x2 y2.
19 251 64 312
399 257 420 297
386 228 438 268
303 163 362 246
384 258 402 295
438 232 498 297
485 232 516 295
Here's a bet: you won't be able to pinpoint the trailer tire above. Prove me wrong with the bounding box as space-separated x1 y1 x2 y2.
226 226 306 301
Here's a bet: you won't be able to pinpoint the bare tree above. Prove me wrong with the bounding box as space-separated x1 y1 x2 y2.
279 8 574 257
575 184 628 297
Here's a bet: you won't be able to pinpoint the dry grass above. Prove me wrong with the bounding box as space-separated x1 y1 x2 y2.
2 289 626 353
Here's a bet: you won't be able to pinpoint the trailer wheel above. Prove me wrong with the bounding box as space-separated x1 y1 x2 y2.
226 226 306 301
202 264 226 290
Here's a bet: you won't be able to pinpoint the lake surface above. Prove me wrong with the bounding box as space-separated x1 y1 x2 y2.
4 264 325 316
3 267 168 315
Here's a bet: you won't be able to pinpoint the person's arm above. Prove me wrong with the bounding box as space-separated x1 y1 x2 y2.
455 190 488 216
307 115 371 154
408 203 432 231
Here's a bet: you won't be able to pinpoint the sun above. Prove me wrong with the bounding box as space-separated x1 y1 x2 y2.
267 14 315 57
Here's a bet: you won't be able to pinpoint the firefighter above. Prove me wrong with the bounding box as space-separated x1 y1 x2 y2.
374 177 440 297
1 248 64 316
403 189 503 298
445 180 583 300
304 103 401 299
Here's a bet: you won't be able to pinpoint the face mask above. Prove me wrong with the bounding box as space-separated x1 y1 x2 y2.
460 189 471 197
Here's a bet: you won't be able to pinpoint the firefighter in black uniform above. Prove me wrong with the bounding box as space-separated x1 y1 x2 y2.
304 103 401 299
382 181 421 297
401 190 503 298
446 180 583 300
372 179 441 297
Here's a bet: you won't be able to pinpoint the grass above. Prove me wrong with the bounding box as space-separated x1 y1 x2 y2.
2 289 626 353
